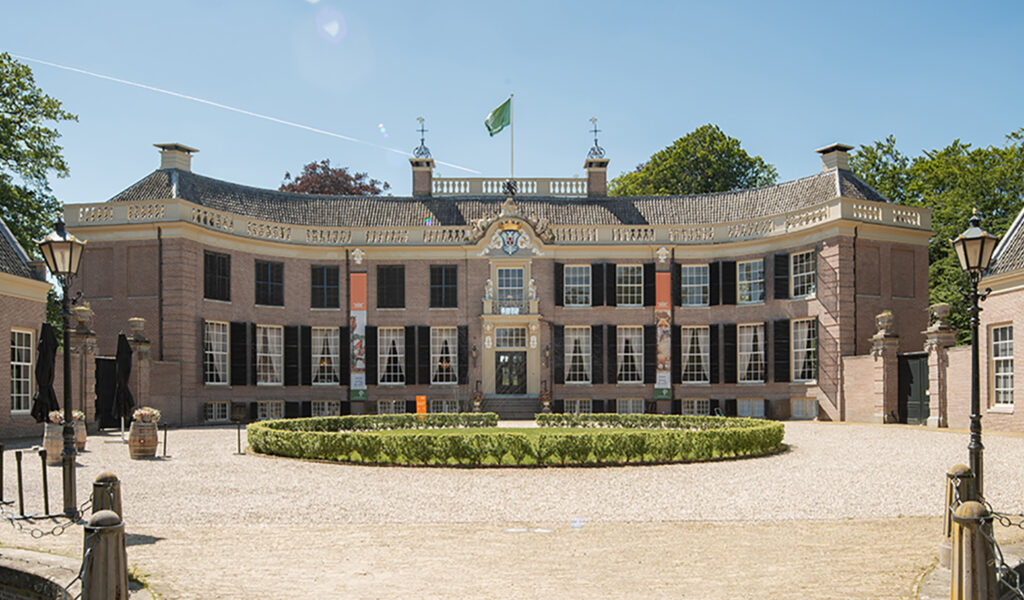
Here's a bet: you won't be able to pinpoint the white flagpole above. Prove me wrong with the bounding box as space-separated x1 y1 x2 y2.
509 94 514 181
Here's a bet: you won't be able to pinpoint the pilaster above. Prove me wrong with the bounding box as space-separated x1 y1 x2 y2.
871 311 900 423
924 303 957 428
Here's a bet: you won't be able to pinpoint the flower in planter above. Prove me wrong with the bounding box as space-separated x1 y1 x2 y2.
47 410 64 425
72 410 86 422
132 406 162 423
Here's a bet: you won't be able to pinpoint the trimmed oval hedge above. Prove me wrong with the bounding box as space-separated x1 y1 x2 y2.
247 412 784 467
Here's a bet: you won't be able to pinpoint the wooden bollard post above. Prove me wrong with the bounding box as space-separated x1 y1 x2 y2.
15 450 24 516
38 449 49 515
91 472 122 518
950 500 997 600
81 510 128 600
941 465 975 568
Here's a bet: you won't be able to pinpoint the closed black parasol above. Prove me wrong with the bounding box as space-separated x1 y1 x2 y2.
111 333 135 427
30 323 60 423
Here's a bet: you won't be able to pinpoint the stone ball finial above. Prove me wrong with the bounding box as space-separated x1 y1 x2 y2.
875 310 895 335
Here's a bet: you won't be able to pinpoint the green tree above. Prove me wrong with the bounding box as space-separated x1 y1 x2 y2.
0 52 78 253
609 124 777 196
850 130 1024 341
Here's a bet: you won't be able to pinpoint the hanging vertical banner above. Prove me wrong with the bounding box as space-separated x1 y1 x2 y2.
349 272 367 401
655 271 672 400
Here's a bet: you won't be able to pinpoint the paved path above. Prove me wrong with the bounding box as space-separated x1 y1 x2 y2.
2 421 1024 598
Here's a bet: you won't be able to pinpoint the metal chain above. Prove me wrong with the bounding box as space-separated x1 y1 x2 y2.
0 495 91 538
949 475 1024 599
65 529 99 600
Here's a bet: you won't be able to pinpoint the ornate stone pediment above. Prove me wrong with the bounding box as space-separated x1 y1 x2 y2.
468 197 553 245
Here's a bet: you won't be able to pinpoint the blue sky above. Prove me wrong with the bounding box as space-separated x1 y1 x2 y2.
5 1 1024 202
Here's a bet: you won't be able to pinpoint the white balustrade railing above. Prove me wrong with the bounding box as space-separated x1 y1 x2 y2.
433 177 587 196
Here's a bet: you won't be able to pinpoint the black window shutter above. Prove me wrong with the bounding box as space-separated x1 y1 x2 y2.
723 324 737 384
774 253 790 300
671 325 682 384
554 262 564 307
553 399 565 414
249 323 257 385
591 325 604 384
284 326 300 386
230 321 248 386
284 401 300 418
404 327 417 385
552 325 565 385
643 325 657 383
272 262 284 306
606 325 618 383
204 252 214 299
592 399 605 413
300 326 312 386
642 263 656 307
405 400 416 414
605 263 617 307
339 327 350 385
709 324 720 384
247 402 258 422
365 326 378 385
709 262 720 306
763 320 771 382
457 326 468 384
672 263 682 307
300 401 312 418
774 319 790 383
721 261 737 305
709 399 720 416
763 399 771 419
724 398 737 417
417 326 430 385
591 263 605 306
606 399 617 413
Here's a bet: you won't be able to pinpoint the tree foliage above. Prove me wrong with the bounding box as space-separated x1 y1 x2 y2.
609 124 777 196
850 130 1024 341
0 52 77 254
279 159 390 196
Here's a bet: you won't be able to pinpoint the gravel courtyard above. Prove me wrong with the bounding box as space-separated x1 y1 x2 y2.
3 421 1024 598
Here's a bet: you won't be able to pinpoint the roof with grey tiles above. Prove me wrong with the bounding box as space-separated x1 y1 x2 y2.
990 207 1024 276
107 167 890 228
0 218 37 279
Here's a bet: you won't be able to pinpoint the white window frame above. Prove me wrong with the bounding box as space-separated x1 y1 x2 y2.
10 329 33 413
496 267 525 314
683 399 710 416
680 264 709 306
564 326 591 384
204 401 230 422
680 326 710 384
256 325 284 386
564 398 592 414
312 401 341 416
564 265 592 307
738 323 765 383
495 327 527 349
617 398 644 414
257 400 284 420
378 327 405 385
791 397 817 420
737 398 765 419
430 327 458 384
377 399 406 414
203 321 229 385
791 319 818 382
617 325 644 383
791 250 817 298
737 260 765 304
429 399 459 413
312 326 340 385
616 264 643 307
991 324 1014 407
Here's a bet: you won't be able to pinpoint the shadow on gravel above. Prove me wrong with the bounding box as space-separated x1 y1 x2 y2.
126 533 164 547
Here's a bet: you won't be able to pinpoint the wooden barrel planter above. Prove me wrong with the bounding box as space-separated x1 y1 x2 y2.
42 423 63 465
128 421 158 459
75 420 87 451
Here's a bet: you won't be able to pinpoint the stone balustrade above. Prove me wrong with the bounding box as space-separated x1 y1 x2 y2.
432 177 587 197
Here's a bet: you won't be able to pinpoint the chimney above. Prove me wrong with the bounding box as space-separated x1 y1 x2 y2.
816 143 853 172
410 157 435 197
584 157 610 198
154 143 199 172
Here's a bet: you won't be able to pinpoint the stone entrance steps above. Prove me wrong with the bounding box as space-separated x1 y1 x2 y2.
483 396 540 420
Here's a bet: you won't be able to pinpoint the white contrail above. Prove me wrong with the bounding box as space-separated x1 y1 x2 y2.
12 54 481 174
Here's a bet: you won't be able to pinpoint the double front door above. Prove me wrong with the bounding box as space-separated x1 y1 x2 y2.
495 351 526 394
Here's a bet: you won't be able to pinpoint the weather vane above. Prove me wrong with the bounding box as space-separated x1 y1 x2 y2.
413 116 431 158
587 117 605 159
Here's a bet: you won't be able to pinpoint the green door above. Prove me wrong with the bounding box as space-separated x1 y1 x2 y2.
495 351 527 394
898 353 929 425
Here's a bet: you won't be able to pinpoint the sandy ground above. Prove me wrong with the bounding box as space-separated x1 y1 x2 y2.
3 421 1024 598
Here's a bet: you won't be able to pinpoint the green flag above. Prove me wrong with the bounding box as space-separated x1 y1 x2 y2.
485 98 511 137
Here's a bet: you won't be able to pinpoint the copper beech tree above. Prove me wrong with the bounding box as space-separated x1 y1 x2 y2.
279 159 390 196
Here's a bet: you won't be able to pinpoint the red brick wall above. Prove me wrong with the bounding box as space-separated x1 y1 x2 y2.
0 293 55 439
842 354 876 423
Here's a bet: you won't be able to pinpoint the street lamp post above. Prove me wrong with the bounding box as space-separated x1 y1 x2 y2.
950 210 1000 498
35 219 86 517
